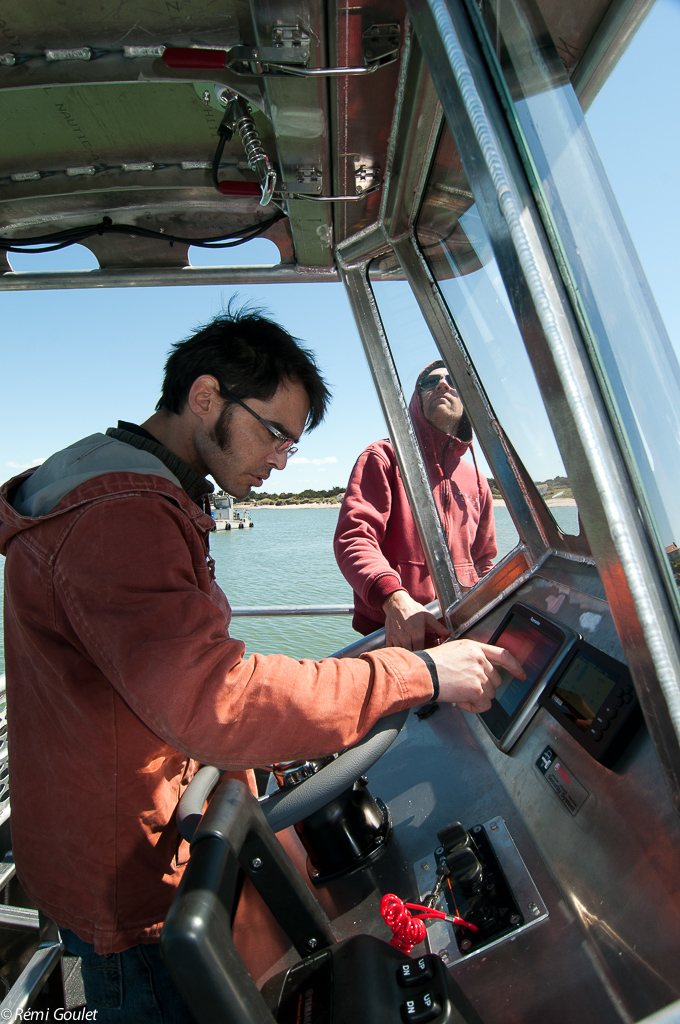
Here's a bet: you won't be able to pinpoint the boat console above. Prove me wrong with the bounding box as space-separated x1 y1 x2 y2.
161 553 672 1024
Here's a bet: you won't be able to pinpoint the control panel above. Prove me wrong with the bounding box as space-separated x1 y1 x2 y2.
414 817 548 964
478 603 578 751
473 601 642 766
538 639 642 766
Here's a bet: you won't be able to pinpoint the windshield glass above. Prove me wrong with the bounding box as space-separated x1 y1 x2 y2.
469 0 680 599
370 279 520 571
414 123 580 539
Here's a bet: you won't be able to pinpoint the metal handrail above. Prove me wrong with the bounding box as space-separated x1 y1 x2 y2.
0 940 64 1017
230 604 352 617
0 906 39 929
230 599 441 626
230 599 442 655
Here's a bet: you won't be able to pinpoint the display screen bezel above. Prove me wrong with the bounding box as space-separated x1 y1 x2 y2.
538 640 640 764
478 603 578 751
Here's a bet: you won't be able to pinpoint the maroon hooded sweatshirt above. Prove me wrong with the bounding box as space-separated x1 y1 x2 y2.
334 379 496 636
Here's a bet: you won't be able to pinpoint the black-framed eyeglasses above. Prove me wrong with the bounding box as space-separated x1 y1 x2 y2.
221 388 299 455
418 372 457 393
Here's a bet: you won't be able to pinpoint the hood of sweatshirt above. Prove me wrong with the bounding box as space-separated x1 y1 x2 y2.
407 362 473 487
0 432 205 556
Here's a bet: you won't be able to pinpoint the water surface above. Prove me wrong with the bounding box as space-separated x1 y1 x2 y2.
0 504 579 672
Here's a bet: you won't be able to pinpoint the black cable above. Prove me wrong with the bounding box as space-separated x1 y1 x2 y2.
0 211 285 255
2 99 275 257
211 109 235 192
211 132 229 192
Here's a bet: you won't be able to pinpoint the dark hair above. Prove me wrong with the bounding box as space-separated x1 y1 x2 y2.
156 302 330 430
416 359 446 391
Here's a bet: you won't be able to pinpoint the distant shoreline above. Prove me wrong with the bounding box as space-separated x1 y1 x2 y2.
235 498 578 510
236 502 341 510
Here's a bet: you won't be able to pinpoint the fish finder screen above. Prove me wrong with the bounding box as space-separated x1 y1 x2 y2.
493 614 563 716
552 651 618 731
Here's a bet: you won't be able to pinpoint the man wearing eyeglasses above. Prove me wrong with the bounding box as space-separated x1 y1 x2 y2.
1 320 518 1022
335 360 497 651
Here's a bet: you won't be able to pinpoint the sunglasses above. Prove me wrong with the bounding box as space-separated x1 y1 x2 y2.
419 373 457 393
221 388 299 455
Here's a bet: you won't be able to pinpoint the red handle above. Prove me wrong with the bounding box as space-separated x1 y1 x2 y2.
162 47 227 70
217 182 262 196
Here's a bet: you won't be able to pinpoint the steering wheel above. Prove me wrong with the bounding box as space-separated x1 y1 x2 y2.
177 708 409 841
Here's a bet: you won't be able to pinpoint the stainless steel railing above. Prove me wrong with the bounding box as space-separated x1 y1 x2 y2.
230 605 353 617
230 600 442 658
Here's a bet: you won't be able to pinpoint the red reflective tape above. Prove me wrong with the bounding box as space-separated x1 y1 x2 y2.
162 47 227 70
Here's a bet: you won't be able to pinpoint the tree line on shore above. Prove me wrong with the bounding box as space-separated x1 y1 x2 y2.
487 475 573 500
243 474 573 505
243 487 345 505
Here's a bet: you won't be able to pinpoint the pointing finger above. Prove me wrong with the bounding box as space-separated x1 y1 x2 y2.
477 643 526 680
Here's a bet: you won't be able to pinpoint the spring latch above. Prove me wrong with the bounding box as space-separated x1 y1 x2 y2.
217 91 276 206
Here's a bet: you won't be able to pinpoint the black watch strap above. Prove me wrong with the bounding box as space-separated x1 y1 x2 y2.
414 650 439 701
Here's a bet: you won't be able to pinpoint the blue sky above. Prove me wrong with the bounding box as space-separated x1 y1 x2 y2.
1 0 677 494
0 268 386 492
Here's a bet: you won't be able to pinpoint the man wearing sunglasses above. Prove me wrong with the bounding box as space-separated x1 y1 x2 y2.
1 316 520 1021
335 360 497 650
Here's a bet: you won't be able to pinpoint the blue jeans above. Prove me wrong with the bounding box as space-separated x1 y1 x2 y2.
60 930 197 1023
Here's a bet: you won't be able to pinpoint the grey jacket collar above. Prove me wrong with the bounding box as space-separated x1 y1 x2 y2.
106 425 213 506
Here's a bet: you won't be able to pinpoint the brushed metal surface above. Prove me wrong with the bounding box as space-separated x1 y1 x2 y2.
413 816 549 965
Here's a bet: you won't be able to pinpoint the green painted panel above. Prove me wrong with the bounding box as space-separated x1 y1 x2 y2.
0 82 271 172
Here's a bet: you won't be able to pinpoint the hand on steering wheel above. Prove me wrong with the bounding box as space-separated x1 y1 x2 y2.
176 709 409 841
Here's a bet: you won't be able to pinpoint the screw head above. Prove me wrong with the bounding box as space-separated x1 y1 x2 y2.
307 938 318 951
250 857 263 870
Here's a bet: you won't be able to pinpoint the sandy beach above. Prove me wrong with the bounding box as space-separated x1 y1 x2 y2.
236 502 342 510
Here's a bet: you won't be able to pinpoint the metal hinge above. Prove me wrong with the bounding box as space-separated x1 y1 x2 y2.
355 164 381 196
275 164 381 203
277 168 323 197
227 28 310 75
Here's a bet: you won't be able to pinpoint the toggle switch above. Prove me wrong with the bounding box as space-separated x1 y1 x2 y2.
397 956 436 988
437 821 470 861
447 847 484 896
400 990 442 1023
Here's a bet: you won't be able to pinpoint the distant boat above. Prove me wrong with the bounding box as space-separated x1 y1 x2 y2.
211 493 253 531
